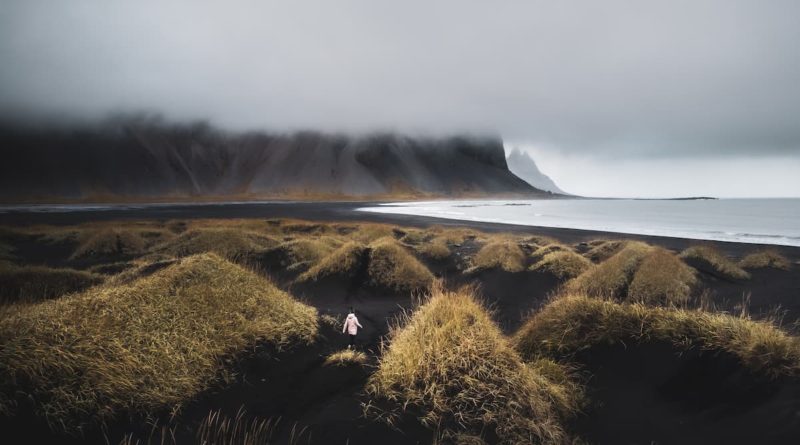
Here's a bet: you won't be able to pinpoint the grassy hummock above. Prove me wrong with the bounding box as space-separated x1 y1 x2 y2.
680 245 751 280
468 239 527 273
0 253 318 431
367 286 580 443
568 241 652 298
0 261 104 303
627 248 697 305
514 294 800 379
367 238 435 292
739 250 791 271
530 250 592 280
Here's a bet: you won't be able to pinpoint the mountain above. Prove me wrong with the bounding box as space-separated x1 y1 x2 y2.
505 148 567 195
0 118 546 203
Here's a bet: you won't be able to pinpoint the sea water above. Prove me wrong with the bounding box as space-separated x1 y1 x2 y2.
357 198 800 247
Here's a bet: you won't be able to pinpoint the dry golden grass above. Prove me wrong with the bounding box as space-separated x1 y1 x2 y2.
530 243 570 260
398 229 430 245
583 240 626 263
514 294 800 379
567 241 652 298
468 239 526 273
119 408 309 445
627 248 697 305
0 253 318 431
70 228 149 259
530 250 592 280
265 237 342 271
424 226 480 245
0 261 104 303
347 223 397 244
368 238 434 291
296 241 367 282
367 286 580 444
416 237 452 260
520 235 559 248
324 349 368 367
155 228 278 260
739 250 791 271
680 245 751 280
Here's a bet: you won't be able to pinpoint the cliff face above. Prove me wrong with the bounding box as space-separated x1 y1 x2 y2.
506 148 567 195
0 119 542 202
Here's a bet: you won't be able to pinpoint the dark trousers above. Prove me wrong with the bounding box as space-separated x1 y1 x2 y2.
349 334 356 347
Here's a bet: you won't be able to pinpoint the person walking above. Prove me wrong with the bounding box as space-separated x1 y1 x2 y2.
342 307 363 349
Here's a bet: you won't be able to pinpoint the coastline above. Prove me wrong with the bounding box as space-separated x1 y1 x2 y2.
1 200 798 260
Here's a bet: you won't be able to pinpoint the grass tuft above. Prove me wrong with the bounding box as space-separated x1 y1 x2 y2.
739 250 791 271
368 238 434 292
627 248 697 305
530 250 592 280
680 245 751 280
416 237 452 260
0 261 104 303
155 228 278 260
514 294 800 379
324 349 368 367
296 241 367 283
583 240 626 263
367 285 580 443
567 241 652 298
468 239 526 273
0 253 317 431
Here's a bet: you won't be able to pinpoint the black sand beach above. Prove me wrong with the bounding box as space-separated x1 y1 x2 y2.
1 203 799 445
2 201 799 259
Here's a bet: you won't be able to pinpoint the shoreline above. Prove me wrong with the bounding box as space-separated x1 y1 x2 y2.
1 201 798 260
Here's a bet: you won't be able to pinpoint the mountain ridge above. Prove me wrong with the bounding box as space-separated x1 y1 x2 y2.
506 148 567 195
0 118 547 203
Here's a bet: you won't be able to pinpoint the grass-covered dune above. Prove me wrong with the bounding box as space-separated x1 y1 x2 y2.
514 294 800 379
367 286 581 444
0 261 104 303
0 253 318 431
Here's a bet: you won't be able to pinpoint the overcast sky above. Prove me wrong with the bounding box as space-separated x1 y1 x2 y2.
1 1 799 197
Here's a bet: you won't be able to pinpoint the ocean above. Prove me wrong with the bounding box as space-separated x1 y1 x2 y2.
357 198 800 247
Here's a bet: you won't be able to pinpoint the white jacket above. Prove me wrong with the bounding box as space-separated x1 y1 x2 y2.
342 313 363 335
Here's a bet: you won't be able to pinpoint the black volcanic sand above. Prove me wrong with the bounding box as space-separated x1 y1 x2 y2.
1 203 800 444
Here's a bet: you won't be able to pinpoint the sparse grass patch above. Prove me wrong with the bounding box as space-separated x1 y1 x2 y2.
628 248 696 305
568 241 652 298
468 239 526 273
514 294 800 379
0 262 104 303
368 238 434 292
296 241 367 282
740 250 791 271
324 349 368 367
155 228 278 260
0 253 318 430
367 286 580 443
530 250 592 280
681 245 751 280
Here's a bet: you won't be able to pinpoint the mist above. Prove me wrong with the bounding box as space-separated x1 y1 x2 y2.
2 1 799 197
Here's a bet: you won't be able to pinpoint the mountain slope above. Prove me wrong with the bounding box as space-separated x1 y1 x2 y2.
0 119 544 202
506 148 567 195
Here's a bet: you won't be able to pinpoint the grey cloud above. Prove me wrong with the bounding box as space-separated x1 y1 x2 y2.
1 0 799 159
